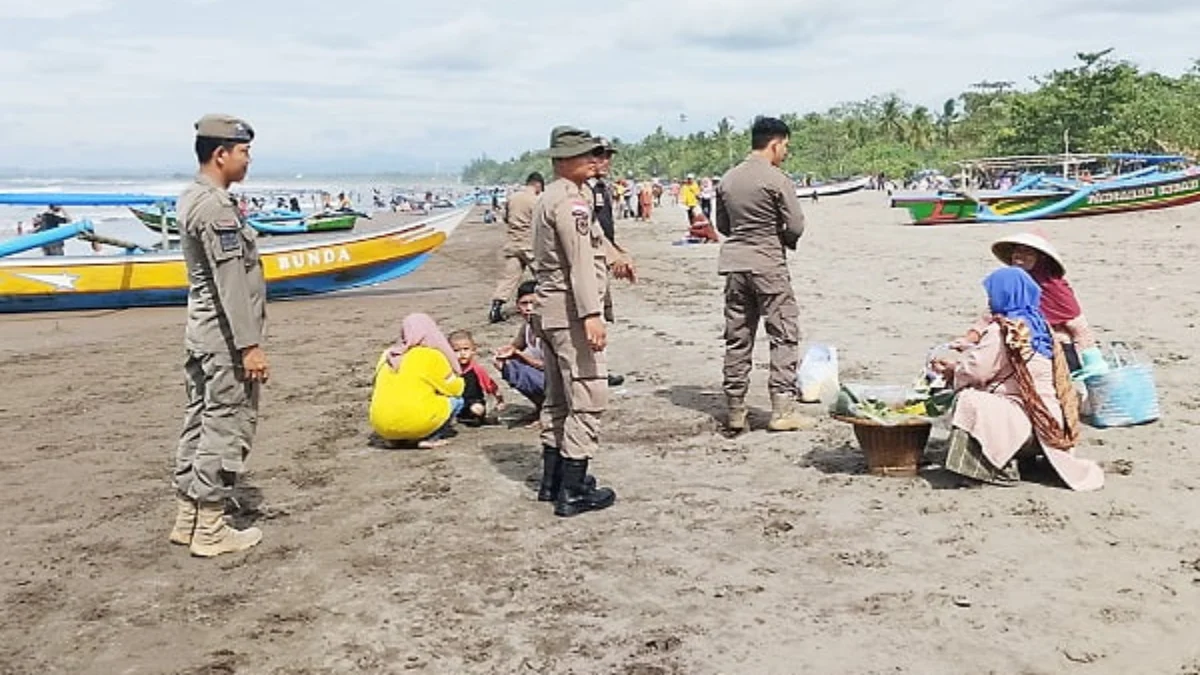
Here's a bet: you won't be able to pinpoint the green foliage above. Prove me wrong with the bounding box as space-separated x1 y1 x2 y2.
462 51 1200 184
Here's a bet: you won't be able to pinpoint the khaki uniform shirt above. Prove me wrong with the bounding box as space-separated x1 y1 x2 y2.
532 177 607 330
502 186 538 256
178 173 267 364
714 154 806 274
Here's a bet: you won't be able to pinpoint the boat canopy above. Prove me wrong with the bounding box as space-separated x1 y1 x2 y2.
0 193 175 207
955 153 1191 172
1104 153 1189 164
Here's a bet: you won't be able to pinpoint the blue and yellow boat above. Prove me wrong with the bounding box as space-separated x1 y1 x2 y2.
0 193 466 313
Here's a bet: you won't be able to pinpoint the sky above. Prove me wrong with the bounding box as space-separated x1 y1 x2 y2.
1 0 1198 175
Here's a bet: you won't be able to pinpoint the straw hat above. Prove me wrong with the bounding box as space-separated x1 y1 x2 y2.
991 231 1065 275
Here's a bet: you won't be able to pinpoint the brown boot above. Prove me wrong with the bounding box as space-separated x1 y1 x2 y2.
767 393 815 432
726 396 747 433
168 493 197 546
189 502 262 558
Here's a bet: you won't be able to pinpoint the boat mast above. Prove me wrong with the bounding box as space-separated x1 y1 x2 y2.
1063 128 1070 179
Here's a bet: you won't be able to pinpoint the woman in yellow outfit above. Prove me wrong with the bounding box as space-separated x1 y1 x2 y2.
369 313 465 448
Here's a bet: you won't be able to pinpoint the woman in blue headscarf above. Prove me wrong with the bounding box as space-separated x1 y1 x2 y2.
931 267 1102 491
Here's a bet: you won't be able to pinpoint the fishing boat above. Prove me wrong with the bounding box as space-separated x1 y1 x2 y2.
0 195 466 313
891 154 1200 225
795 175 871 199
131 206 307 229
131 206 359 236
248 212 358 235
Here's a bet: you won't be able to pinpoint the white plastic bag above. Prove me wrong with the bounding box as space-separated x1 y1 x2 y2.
798 344 838 403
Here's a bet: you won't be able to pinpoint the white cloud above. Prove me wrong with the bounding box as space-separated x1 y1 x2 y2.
2 0 1198 172
0 0 110 20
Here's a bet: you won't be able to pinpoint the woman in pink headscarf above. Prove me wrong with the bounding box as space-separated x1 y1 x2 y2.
370 313 465 448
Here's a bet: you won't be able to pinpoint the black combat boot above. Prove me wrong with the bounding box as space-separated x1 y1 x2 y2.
537 446 595 502
488 300 505 324
554 458 615 517
537 446 561 502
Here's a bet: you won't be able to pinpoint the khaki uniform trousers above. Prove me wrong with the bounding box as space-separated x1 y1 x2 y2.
721 270 800 399
492 250 533 303
175 352 260 504
537 317 608 459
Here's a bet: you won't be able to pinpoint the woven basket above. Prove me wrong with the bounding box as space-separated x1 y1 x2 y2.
833 415 932 477
1083 343 1160 428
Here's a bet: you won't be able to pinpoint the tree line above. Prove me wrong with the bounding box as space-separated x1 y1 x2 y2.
461 50 1200 184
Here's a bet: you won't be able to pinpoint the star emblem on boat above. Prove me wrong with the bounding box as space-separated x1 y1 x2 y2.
15 272 80 291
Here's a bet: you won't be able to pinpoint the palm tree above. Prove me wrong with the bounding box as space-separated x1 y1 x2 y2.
936 98 958 146
879 94 907 141
908 106 934 149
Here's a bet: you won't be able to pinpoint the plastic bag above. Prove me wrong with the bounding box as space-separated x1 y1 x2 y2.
798 344 838 403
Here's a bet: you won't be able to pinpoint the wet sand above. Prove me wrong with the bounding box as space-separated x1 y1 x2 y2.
2 195 1199 674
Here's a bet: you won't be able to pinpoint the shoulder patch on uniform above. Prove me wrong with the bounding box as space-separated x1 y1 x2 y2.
570 201 591 235
218 230 240 252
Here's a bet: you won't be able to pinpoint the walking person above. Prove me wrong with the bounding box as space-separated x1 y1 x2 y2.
489 172 544 323
715 116 812 433
171 114 267 557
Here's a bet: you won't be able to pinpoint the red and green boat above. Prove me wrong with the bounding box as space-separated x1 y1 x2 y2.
892 154 1200 225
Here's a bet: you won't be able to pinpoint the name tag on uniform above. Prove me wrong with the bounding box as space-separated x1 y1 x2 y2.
571 202 590 235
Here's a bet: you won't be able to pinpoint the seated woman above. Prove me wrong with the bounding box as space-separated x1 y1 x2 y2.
686 206 720 243
933 267 1103 491
369 313 464 448
991 231 1106 378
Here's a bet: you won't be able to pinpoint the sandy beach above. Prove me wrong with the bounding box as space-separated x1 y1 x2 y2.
2 194 1199 674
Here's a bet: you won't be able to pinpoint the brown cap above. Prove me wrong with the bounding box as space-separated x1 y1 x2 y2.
546 126 602 159
194 114 255 142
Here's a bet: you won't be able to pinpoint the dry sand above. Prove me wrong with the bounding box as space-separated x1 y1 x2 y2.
2 194 1199 674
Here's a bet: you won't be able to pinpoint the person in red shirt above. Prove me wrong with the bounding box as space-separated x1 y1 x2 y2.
449 330 505 425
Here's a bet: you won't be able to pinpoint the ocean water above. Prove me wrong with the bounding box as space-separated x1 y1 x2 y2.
0 175 470 257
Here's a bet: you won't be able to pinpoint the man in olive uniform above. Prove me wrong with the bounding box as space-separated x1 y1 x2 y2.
489 172 545 323
532 126 634 517
715 116 811 434
170 114 268 557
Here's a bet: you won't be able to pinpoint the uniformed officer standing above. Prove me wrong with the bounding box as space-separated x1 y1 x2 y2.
489 172 545 323
715 116 812 433
589 138 629 387
169 114 268 557
532 126 634 517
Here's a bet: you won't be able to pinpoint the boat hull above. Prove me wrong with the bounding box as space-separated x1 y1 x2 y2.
796 176 870 199
0 209 465 313
132 208 356 235
893 170 1200 225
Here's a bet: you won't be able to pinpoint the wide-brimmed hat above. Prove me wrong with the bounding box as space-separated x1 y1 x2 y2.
546 126 602 159
991 231 1065 275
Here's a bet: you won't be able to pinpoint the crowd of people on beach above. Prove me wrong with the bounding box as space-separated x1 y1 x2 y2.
166 112 1108 560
